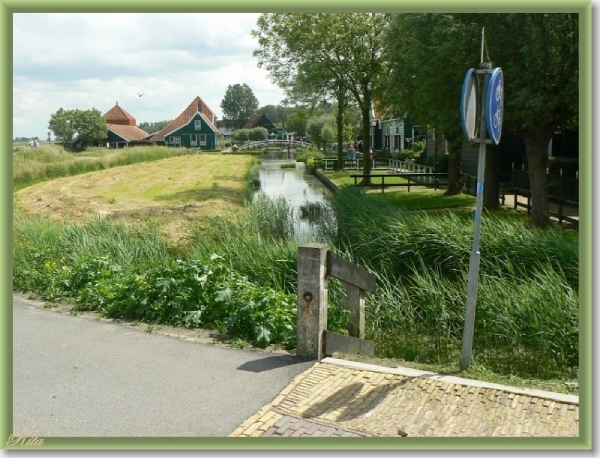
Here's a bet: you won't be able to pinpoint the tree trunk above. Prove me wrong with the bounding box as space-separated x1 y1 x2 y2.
359 107 372 185
523 131 551 227
336 100 344 171
444 133 463 195
483 143 500 210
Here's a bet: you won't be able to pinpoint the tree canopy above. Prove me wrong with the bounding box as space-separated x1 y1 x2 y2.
137 120 173 134
220 83 260 130
384 13 578 222
48 108 107 149
253 13 388 177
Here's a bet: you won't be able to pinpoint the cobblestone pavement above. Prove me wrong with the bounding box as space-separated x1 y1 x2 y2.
230 358 579 438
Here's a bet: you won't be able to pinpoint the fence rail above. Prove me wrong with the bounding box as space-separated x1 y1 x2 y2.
511 166 579 225
350 173 448 193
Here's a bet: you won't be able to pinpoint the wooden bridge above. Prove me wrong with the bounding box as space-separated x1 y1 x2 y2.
236 140 312 150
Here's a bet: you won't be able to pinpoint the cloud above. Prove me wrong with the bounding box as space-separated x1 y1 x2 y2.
12 12 285 138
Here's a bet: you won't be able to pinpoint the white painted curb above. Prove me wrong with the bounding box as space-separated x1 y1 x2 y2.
321 357 579 405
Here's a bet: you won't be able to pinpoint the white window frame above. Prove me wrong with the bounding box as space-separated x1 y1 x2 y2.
190 134 197 146
195 120 202 130
199 134 207 146
170 136 180 146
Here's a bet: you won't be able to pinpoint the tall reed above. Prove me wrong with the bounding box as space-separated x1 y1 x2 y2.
321 186 579 378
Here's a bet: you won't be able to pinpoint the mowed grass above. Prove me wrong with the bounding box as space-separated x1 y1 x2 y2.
14 154 256 228
323 170 476 211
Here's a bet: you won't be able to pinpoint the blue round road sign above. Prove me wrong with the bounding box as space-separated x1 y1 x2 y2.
460 68 479 141
486 68 503 145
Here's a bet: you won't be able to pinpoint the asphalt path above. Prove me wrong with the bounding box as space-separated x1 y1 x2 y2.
12 295 314 437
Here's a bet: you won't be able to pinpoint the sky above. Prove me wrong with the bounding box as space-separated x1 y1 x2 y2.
12 13 287 139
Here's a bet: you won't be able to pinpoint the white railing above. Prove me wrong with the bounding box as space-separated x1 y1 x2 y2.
388 159 436 184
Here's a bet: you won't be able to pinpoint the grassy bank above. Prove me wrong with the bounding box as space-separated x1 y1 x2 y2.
326 186 578 381
12 153 579 388
14 154 258 241
13 144 193 191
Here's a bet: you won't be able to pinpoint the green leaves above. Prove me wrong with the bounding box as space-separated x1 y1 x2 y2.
13 235 300 348
48 107 107 149
220 83 260 130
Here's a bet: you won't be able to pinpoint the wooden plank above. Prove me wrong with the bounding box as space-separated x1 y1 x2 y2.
327 252 376 293
324 331 374 357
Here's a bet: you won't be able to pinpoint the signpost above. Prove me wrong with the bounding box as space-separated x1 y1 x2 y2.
459 29 503 371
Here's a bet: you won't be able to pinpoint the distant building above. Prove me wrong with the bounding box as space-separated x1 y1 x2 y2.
243 113 278 137
148 96 219 149
103 102 150 148
216 120 234 138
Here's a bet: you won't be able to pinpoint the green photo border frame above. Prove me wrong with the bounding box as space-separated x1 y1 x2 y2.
1 0 592 451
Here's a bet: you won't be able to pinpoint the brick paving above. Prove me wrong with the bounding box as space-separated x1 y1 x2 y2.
230 359 579 438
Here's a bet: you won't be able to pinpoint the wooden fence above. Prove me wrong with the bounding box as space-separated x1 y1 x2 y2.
296 244 376 361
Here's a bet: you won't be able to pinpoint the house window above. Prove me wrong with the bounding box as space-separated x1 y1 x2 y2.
396 126 401 135
170 136 180 146
190 134 197 146
199 134 207 146
195 120 202 130
385 136 390 148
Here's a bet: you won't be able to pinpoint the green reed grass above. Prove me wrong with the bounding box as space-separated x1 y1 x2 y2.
189 193 302 292
323 186 579 378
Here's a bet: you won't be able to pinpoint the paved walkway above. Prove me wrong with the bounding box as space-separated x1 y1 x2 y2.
230 358 579 438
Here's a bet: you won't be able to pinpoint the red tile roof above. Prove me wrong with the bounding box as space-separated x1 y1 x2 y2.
103 102 137 126
108 124 150 142
149 96 218 142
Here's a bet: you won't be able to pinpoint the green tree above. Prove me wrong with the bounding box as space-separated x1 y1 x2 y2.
232 129 251 144
286 108 310 137
384 14 480 196
48 108 107 150
257 104 290 128
249 127 268 141
253 13 387 178
384 13 578 223
477 13 579 226
306 114 335 150
137 120 172 134
320 124 335 147
220 83 260 130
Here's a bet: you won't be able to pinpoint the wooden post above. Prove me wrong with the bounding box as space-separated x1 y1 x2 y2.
341 282 365 339
296 244 329 360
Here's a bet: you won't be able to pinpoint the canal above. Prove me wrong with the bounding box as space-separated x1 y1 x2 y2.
253 152 333 240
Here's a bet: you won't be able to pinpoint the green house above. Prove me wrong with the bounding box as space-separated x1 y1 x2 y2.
149 96 219 149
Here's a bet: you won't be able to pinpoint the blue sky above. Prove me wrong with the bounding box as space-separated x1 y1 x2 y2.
12 13 286 139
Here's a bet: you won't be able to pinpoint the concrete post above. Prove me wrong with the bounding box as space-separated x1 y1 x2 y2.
296 244 329 360
342 282 365 339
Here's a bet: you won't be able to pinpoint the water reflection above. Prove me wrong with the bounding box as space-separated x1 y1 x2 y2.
254 158 331 240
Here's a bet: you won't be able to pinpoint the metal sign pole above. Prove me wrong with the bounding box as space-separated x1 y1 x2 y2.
460 66 490 371
459 27 503 371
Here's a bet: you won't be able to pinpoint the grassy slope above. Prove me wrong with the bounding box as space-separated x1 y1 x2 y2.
14 154 254 222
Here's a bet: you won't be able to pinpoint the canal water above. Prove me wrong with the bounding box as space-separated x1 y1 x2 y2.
253 152 332 240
